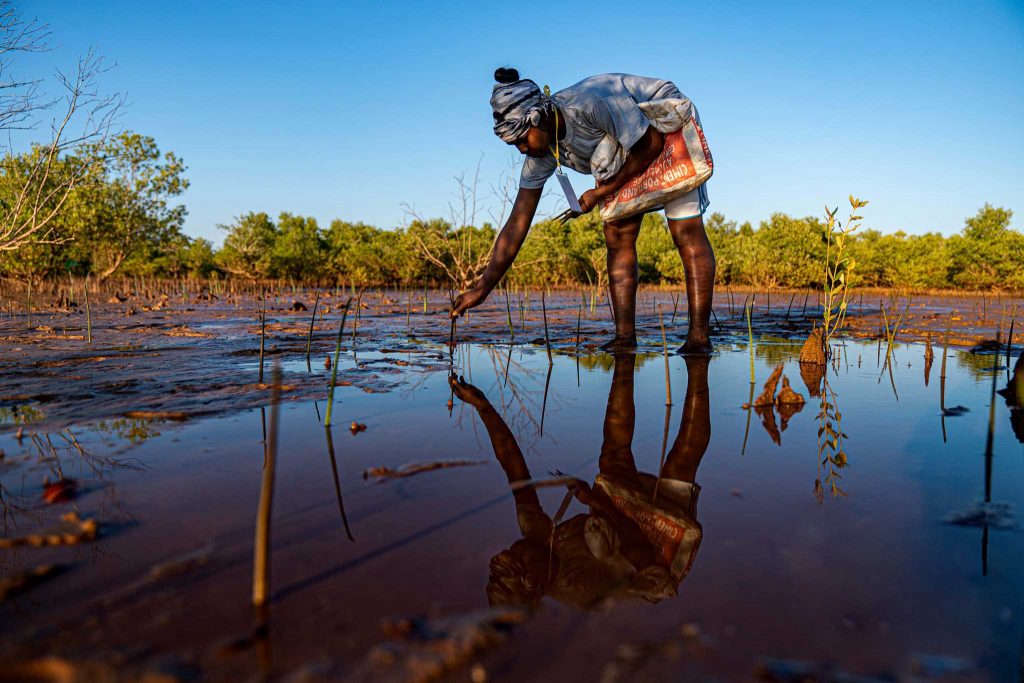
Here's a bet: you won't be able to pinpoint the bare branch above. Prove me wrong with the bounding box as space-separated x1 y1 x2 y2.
0 46 123 251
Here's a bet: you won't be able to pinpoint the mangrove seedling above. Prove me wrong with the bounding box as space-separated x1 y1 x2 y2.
821 196 868 355
253 361 282 608
324 299 353 428
305 290 321 367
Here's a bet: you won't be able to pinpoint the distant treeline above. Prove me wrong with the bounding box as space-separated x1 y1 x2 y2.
0 132 1020 290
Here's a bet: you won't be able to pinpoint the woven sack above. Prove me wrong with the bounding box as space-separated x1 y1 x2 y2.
599 117 713 221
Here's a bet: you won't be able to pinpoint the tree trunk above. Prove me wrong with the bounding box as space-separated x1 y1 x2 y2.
97 250 126 283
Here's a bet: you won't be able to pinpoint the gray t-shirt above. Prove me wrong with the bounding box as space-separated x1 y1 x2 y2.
519 73 685 189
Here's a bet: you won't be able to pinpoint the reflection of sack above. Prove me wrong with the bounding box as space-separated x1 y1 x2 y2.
599 116 713 222
594 473 702 581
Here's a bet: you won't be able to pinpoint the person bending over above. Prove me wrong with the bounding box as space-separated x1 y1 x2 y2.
451 68 716 354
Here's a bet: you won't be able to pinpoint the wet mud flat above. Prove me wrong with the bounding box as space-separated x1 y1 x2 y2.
0 287 1020 432
1 288 1023 681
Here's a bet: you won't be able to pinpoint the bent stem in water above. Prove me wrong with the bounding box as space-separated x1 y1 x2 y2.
542 290 552 365
253 361 282 607
324 299 353 428
540 364 553 437
746 296 755 384
305 290 321 368
324 426 355 541
740 382 755 456
658 304 672 406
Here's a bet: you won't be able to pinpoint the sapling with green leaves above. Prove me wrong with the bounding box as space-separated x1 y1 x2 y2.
821 196 868 355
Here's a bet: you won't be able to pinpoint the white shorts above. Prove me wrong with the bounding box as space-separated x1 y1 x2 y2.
664 185 708 221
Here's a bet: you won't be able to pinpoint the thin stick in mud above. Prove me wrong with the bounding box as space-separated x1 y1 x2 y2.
305 290 321 367
576 303 582 348
1007 305 1017 371
658 304 672 406
258 291 266 384
542 290 553 365
351 287 365 346
253 361 282 608
83 275 92 345
746 296 755 384
505 287 515 341
940 311 953 380
448 285 456 360
324 299 353 428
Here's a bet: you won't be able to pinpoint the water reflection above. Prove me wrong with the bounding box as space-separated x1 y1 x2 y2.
998 350 1024 443
450 353 710 609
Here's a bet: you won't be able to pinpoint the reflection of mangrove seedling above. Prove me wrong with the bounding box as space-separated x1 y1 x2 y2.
815 377 848 500
92 418 162 443
0 405 46 425
819 196 868 358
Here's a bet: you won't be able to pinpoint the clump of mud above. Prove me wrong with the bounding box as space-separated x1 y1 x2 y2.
798 327 826 366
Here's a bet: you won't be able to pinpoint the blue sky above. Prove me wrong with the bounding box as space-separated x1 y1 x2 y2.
17 0 1024 243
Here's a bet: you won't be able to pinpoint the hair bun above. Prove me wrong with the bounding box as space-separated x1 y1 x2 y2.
494 67 520 84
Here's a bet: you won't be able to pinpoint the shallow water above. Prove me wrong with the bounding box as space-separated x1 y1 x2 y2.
2 336 1022 681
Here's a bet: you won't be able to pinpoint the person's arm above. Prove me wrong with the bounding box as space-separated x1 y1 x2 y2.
448 374 552 537
577 126 665 213
451 186 542 317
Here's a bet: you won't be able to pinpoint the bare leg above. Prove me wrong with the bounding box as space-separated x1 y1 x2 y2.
601 216 643 352
660 354 711 482
598 353 639 483
668 214 716 354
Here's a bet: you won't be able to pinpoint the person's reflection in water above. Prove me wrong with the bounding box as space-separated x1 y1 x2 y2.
998 351 1024 443
449 353 711 610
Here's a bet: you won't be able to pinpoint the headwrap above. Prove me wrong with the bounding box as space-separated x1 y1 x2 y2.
491 79 551 144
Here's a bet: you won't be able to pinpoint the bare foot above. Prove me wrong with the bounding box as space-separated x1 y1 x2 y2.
600 336 637 353
676 339 714 356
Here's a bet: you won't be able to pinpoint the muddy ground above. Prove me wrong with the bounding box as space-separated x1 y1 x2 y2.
1 286 1018 433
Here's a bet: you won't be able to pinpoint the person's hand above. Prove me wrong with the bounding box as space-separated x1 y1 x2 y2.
448 373 488 408
451 285 487 318
557 187 607 224
578 188 603 214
